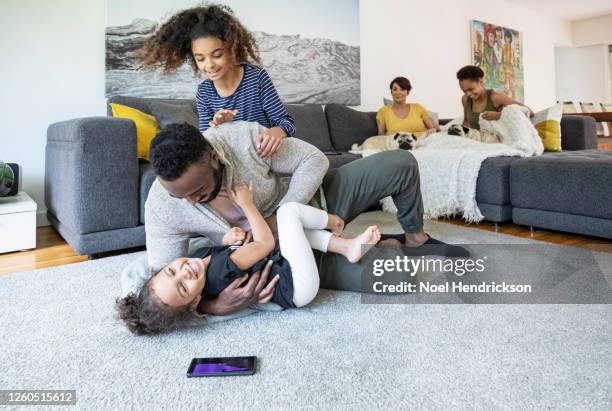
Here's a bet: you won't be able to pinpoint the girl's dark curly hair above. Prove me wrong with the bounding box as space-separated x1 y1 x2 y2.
116 277 193 335
139 3 261 74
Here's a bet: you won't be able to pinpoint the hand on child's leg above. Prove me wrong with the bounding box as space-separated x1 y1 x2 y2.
326 214 345 236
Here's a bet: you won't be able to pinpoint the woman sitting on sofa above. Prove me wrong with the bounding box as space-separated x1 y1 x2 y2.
376 77 438 138
139 4 294 158
456 65 533 130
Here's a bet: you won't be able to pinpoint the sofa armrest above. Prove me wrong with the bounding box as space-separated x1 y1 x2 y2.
560 115 597 151
45 117 140 235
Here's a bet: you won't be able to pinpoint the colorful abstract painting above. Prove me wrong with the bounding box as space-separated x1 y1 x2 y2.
471 20 524 102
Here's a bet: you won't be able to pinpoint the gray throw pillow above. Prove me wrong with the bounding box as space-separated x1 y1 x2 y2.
149 101 199 129
284 104 335 152
324 104 378 152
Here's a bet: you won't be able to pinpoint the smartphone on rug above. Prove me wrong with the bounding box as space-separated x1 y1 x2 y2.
187 356 257 377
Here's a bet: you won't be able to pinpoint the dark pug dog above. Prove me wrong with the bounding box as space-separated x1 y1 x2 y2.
447 124 500 144
351 132 417 152
447 124 470 137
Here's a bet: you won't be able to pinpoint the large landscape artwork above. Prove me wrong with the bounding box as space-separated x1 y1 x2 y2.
471 20 524 102
106 0 360 104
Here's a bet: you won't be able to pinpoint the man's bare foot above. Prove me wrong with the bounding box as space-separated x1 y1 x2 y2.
377 238 402 248
345 225 382 263
327 214 345 236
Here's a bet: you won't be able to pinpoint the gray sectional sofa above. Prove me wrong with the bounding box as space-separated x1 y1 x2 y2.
45 96 610 256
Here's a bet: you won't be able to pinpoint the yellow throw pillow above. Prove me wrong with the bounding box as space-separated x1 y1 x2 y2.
531 103 563 152
110 103 160 160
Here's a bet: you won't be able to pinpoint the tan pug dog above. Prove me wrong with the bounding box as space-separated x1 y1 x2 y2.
351 132 417 152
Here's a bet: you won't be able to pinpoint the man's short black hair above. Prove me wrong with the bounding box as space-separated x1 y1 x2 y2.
149 123 213 181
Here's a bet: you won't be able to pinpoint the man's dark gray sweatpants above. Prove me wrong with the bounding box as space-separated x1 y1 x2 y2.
316 150 424 292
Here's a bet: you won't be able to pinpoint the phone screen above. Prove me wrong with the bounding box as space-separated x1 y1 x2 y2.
187 356 256 377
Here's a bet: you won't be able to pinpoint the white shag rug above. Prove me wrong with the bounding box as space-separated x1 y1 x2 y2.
1 214 610 410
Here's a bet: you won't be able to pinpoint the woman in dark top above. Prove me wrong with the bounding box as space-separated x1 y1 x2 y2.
456 65 533 130
116 184 381 335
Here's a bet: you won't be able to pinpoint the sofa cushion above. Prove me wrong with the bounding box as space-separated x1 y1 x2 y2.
149 101 199 129
139 162 157 225
476 156 519 205
325 104 378 152
560 115 597 150
107 96 197 117
510 150 612 220
284 104 334 152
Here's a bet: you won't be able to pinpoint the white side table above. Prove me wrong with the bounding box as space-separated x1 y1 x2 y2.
0 192 37 253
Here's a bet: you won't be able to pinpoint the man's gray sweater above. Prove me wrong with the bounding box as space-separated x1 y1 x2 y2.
145 121 329 272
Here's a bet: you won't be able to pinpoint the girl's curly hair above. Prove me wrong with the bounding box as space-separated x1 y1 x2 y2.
115 277 192 335
139 3 261 74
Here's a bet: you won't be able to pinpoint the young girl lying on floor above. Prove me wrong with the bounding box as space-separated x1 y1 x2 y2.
117 183 380 335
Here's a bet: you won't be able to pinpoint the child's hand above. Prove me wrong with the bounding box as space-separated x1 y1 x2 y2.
256 129 284 158
222 227 252 246
209 109 238 127
231 182 254 209
326 214 345 236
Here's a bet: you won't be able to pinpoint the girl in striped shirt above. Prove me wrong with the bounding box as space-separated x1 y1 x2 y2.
141 4 295 158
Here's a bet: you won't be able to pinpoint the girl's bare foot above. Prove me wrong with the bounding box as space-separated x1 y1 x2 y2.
327 214 345 236
345 225 381 263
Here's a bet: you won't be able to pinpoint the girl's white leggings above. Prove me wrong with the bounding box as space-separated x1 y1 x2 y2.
276 202 332 307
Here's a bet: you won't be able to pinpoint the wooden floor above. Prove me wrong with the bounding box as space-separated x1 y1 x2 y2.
0 226 88 276
442 218 611 253
598 137 612 150
0 220 610 276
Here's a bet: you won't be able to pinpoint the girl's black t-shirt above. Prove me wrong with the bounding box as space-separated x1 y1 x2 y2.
191 246 296 308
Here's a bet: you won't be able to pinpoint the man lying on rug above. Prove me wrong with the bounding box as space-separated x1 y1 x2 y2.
118 122 468 333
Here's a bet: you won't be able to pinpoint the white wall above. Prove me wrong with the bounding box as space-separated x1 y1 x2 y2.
572 14 612 47
555 45 611 105
0 0 571 226
0 0 107 226
358 0 572 115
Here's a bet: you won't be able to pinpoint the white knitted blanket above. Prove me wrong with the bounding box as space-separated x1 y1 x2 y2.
352 105 543 222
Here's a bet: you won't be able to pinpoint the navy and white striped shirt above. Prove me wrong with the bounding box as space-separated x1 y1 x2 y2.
196 64 296 136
